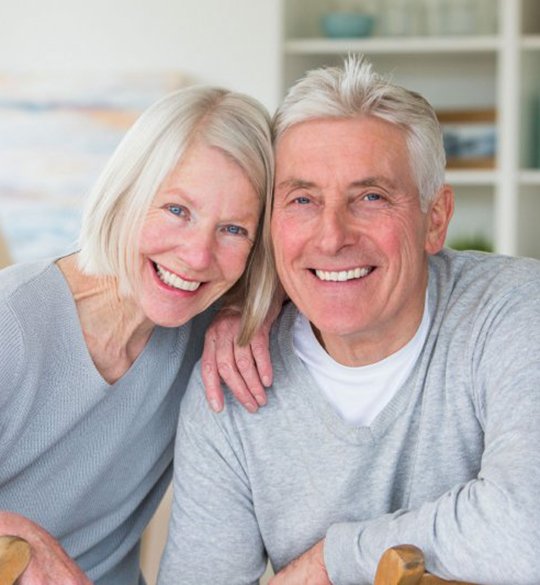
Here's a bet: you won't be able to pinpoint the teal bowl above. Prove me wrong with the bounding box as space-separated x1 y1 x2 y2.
321 12 375 38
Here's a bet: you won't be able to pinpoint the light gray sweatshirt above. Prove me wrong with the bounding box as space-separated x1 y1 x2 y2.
159 250 540 585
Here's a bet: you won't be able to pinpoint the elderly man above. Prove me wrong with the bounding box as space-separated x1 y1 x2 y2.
158 55 540 585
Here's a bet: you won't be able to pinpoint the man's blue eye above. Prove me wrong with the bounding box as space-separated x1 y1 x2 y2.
365 193 381 201
224 225 246 236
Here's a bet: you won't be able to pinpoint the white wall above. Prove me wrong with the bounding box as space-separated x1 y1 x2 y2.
0 0 282 111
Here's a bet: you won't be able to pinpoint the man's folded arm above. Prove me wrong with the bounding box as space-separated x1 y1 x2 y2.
325 289 540 585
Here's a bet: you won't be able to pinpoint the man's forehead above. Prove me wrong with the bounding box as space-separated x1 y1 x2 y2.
275 116 404 157
274 119 344 172
276 118 347 147
273 116 415 197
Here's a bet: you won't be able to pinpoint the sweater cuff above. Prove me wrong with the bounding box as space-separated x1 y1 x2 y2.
325 521 372 585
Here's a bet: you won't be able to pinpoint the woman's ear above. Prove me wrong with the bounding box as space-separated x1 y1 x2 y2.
424 185 454 255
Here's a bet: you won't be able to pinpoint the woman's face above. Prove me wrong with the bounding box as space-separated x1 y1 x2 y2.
137 142 261 327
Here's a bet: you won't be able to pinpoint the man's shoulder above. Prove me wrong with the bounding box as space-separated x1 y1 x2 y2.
267 302 305 380
179 360 273 449
269 301 299 347
432 249 540 300
180 364 213 417
181 303 305 430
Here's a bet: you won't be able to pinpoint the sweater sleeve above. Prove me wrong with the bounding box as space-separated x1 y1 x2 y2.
324 280 540 585
157 366 267 585
0 302 25 415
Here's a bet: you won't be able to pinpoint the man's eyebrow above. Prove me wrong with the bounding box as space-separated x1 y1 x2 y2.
275 178 316 191
276 176 398 190
349 177 397 189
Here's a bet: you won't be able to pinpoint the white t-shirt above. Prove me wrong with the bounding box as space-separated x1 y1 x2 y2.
293 298 430 426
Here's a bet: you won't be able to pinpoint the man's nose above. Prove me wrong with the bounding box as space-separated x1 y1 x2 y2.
316 208 354 254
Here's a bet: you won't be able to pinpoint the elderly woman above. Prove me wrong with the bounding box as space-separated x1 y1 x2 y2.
0 86 274 585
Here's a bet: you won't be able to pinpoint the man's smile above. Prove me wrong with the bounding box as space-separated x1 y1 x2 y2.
313 266 374 282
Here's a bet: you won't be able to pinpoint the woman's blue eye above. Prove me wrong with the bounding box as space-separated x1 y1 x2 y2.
168 205 186 217
294 196 311 205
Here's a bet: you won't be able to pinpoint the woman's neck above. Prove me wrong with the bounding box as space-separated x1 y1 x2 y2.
56 253 155 384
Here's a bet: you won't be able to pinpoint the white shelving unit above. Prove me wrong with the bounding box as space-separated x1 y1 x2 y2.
279 0 540 258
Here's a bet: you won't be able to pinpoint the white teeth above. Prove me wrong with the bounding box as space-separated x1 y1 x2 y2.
156 264 201 291
315 267 371 282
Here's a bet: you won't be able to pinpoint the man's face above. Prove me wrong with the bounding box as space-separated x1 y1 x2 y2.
271 116 451 364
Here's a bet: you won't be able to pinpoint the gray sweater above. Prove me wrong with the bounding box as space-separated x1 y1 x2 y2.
159 249 540 585
0 258 212 584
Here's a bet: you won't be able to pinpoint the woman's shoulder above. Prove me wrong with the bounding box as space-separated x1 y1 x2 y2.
0 257 60 302
0 258 71 360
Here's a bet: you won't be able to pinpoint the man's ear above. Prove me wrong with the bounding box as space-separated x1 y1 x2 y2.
425 185 454 255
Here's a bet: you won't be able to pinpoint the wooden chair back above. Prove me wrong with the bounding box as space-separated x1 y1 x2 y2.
0 536 31 585
374 545 479 585
0 228 11 269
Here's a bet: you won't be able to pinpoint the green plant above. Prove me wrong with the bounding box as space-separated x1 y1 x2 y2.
448 235 493 253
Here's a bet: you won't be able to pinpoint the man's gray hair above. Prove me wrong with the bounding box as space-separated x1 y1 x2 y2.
273 54 446 210
77 86 274 332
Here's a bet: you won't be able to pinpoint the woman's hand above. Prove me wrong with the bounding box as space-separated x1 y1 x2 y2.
202 309 276 413
0 512 92 585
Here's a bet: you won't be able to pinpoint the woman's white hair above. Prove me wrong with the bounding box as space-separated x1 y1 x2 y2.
273 54 446 210
78 85 275 341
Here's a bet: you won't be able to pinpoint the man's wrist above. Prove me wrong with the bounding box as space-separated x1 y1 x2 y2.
325 522 368 585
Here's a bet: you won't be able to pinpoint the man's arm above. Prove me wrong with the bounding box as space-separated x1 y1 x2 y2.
269 541 329 585
158 368 267 585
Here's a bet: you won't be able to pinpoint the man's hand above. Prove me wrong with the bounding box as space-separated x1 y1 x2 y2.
269 540 331 585
0 512 92 585
202 310 273 413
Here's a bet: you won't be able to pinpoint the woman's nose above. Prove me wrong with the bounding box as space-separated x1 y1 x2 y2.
178 227 214 271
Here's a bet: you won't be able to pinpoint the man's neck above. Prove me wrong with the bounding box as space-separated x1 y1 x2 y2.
313 298 428 367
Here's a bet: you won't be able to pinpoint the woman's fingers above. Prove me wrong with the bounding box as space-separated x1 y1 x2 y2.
202 312 264 413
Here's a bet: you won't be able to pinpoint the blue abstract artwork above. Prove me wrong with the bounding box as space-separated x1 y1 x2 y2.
0 72 188 263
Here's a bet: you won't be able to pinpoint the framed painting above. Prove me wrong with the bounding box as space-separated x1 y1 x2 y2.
436 108 497 169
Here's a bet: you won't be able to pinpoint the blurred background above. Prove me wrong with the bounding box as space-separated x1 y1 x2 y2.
0 0 539 582
1 0 540 273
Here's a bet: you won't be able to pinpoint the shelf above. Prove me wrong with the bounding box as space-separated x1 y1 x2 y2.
445 169 498 186
519 170 540 185
284 36 502 56
521 35 540 50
